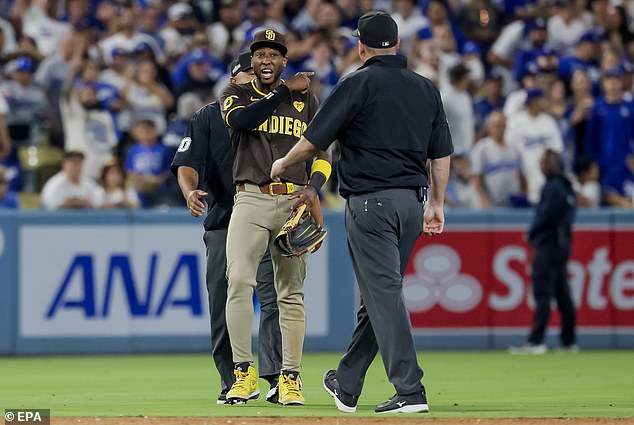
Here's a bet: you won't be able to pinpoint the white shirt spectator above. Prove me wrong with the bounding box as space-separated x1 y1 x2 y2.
159 26 191 59
21 4 71 56
465 56 485 86
571 175 601 208
0 17 17 55
547 13 591 56
99 69 133 132
99 33 164 65
437 51 461 91
127 83 168 133
94 186 141 209
0 79 49 130
505 110 564 204
470 136 523 206
61 96 118 180
490 20 525 94
490 20 525 61
441 83 475 155
40 171 100 210
0 92 7 114
391 9 428 52
503 88 527 118
206 23 245 59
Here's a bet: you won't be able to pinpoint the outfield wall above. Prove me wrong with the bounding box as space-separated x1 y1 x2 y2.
1 208 633 355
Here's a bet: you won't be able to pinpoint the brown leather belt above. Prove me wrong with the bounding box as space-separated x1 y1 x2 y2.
236 182 300 196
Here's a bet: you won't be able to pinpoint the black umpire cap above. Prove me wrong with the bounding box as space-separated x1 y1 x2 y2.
353 10 399 49
250 29 287 56
230 51 253 77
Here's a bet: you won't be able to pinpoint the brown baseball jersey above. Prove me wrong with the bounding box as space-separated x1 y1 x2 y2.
221 79 319 185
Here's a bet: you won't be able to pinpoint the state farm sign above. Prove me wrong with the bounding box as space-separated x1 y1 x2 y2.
404 229 634 329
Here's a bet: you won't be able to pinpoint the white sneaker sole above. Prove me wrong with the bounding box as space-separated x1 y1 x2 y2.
509 345 547 355
226 390 260 404
279 399 305 406
266 386 278 403
218 399 245 405
376 403 430 414
322 372 356 413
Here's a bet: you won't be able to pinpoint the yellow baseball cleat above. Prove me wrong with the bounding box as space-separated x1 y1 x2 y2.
278 371 305 406
226 363 260 404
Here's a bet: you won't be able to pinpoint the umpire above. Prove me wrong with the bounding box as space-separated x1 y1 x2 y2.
271 11 453 414
171 52 282 404
510 149 577 354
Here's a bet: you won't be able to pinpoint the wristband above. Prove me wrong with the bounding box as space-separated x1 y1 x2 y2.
309 159 332 191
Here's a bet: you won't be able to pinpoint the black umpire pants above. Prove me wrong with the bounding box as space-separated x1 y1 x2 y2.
203 229 282 392
336 188 425 397
528 243 576 347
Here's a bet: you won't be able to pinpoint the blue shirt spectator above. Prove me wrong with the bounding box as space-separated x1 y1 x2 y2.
558 32 602 95
0 165 19 208
124 120 171 207
513 18 549 82
602 161 634 207
474 69 506 136
584 68 634 177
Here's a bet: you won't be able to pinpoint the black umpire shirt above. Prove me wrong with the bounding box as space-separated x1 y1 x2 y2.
303 55 454 198
170 102 235 230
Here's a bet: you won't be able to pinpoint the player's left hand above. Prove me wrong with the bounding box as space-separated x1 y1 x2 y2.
270 158 287 182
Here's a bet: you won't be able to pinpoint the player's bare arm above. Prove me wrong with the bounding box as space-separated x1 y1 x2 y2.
177 166 208 218
271 136 319 181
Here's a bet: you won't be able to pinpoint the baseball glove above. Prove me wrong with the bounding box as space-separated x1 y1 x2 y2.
274 204 327 257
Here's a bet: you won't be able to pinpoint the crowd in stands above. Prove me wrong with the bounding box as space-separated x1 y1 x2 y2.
0 0 633 211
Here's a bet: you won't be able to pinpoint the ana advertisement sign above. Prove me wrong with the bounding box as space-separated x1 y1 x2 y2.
19 225 329 338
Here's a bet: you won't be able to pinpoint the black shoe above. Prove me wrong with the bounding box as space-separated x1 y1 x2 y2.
218 388 245 405
375 393 429 414
217 389 228 405
266 377 279 404
322 370 358 413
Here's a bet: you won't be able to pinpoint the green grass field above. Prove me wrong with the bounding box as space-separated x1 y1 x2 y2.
0 351 633 418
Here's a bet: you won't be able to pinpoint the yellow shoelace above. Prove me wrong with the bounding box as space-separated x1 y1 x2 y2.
233 369 249 388
282 375 301 395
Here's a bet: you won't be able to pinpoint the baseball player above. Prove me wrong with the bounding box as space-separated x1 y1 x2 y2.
171 52 282 405
220 29 331 406
271 11 453 413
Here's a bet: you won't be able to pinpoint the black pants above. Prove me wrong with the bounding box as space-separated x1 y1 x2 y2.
528 243 576 347
203 229 282 392
337 188 425 397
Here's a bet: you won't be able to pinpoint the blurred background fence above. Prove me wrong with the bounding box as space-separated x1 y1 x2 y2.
1 208 633 355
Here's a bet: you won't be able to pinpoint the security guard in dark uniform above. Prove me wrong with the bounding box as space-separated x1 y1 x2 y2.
171 52 282 404
511 149 577 354
270 11 453 414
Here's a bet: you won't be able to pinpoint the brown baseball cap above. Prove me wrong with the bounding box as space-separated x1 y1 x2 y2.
250 29 287 56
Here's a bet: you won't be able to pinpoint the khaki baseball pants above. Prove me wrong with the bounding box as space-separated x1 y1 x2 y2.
226 184 307 371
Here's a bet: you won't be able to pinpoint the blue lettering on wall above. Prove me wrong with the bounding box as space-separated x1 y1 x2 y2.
47 255 96 318
46 253 202 318
102 254 158 316
156 254 202 316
